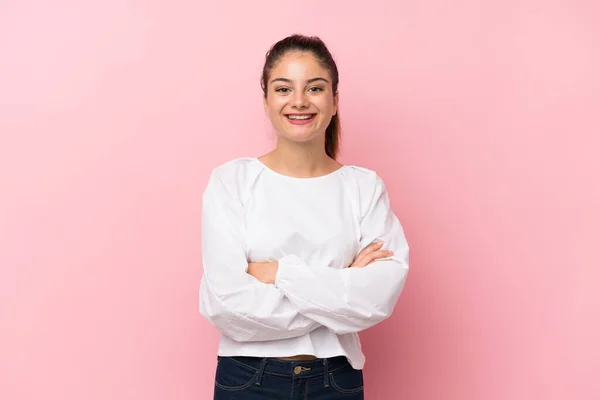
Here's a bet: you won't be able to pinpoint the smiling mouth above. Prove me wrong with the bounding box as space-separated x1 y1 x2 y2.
285 114 317 126
286 114 316 120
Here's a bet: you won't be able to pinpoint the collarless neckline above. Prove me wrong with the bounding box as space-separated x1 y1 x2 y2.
254 158 347 181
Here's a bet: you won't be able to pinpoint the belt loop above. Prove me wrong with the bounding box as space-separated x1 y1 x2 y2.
323 358 330 388
255 357 268 386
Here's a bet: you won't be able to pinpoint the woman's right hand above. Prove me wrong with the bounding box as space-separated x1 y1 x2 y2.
349 241 394 268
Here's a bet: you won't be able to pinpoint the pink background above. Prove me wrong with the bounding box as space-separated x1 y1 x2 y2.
1 1 599 399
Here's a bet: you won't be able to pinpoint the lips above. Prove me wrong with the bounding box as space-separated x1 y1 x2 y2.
286 113 316 120
285 113 316 125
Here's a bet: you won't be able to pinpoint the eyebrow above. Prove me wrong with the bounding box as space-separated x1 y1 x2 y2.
269 77 330 84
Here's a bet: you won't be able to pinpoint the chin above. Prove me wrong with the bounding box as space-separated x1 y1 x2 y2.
284 130 321 143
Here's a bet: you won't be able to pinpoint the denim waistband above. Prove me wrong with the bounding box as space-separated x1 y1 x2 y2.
218 355 351 387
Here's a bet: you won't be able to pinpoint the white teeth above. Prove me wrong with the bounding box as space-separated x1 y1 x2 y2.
287 115 314 120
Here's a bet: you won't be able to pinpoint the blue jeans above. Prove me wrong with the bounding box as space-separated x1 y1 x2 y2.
213 356 365 399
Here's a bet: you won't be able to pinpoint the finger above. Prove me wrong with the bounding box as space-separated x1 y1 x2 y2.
367 241 384 251
365 250 394 265
350 242 387 268
355 241 384 262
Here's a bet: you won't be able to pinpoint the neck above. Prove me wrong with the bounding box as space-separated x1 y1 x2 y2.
260 138 339 179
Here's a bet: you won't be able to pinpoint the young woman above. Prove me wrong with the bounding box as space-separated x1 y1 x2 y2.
199 34 410 399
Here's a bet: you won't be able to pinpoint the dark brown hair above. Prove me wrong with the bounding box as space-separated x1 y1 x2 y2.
260 34 341 160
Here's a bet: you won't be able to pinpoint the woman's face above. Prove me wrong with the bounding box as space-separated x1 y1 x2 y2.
263 51 338 145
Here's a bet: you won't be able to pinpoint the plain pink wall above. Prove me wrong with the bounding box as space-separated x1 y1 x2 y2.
1 1 598 399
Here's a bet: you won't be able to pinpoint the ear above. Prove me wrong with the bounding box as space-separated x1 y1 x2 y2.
263 96 268 112
333 91 339 116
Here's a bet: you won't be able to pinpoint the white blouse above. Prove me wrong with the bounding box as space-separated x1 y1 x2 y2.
198 157 409 369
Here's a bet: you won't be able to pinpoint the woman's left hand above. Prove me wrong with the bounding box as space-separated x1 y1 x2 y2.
247 262 278 284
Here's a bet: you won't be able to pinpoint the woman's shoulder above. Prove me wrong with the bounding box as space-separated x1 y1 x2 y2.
343 164 377 177
342 163 386 189
205 157 265 202
209 157 262 181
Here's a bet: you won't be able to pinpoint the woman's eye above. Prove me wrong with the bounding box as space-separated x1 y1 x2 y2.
275 87 291 93
308 87 324 92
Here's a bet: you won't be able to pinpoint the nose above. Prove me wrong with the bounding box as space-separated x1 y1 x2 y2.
291 90 309 109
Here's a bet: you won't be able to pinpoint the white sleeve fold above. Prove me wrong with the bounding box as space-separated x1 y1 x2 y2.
198 169 321 342
274 176 409 335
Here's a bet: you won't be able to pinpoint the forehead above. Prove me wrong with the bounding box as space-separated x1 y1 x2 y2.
270 51 331 81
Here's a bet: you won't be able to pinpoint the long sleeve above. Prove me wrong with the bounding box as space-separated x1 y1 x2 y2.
199 167 321 342
274 175 409 335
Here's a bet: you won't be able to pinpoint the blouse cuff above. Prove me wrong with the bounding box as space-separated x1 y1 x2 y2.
274 254 304 288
